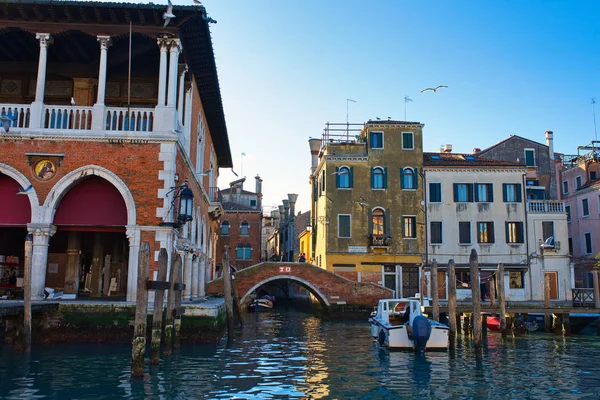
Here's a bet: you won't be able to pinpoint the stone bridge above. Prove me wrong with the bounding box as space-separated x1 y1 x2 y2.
206 262 393 316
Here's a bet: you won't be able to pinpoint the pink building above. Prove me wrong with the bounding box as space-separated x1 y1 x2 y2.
557 142 600 287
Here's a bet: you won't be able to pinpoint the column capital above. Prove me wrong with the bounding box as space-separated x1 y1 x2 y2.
36 33 53 47
27 223 57 244
157 37 171 50
125 226 141 244
169 39 182 54
97 35 112 50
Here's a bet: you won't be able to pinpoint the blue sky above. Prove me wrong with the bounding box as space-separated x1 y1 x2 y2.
193 0 600 214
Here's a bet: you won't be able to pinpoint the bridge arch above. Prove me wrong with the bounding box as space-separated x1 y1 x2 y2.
241 275 331 308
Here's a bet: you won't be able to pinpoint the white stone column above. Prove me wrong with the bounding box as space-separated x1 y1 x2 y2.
183 253 193 299
177 65 187 124
157 38 169 107
184 86 193 155
27 224 56 300
92 36 112 130
198 255 207 296
126 227 141 302
30 33 52 129
167 39 181 108
191 255 199 297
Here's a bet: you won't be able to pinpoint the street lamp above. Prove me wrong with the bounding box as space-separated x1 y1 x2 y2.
160 182 194 227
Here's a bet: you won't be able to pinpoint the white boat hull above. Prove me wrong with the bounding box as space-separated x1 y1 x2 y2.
372 321 449 350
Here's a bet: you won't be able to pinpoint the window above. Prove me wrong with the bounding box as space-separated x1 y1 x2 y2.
524 149 535 167
402 168 418 189
372 167 387 189
429 183 441 203
591 171 597 181
454 183 474 202
403 216 416 238
464 155 476 162
372 208 385 235
430 221 442 244
240 221 249 236
582 198 589 217
475 183 493 202
456 270 471 288
220 221 230 236
509 272 524 289
566 205 571 222
370 131 383 149
477 221 494 244
568 237 573 255
584 232 593 254
542 221 554 241
526 179 539 186
505 222 524 244
562 181 569 195
576 176 582 189
459 222 471 244
402 132 414 150
503 183 522 202
338 214 351 238
236 244 252 260
321 170 326 193
250 199 257 207
336 166 353 189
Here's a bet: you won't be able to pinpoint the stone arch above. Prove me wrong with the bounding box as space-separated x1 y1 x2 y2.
241 275 330 308
43 165 136 225
0 163 40 222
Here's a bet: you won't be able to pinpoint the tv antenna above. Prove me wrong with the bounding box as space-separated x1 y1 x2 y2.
404 95 412 121
592 98 597 141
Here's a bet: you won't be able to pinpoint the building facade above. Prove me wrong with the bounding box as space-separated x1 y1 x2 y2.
0 1 231 301
215 177 263 270
309 120 425 298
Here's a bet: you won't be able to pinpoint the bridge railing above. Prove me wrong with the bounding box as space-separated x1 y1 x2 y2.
572 288 595 307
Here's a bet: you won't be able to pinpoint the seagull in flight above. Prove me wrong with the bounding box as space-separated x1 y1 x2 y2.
331 170 348 175
163 0 175 28
356 198 369 208
17 184 33 195
421 85 448 93
0 114 14 133
192 0 202 4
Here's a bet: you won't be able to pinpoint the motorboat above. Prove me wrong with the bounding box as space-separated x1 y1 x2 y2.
248 294 275 312
369 298 449 351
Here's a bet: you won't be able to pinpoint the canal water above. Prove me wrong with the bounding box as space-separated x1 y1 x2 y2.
1 309 600 399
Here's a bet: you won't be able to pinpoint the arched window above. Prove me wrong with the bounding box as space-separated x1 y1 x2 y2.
402 168 415 189
338 166 350 188
240 220 249 236
372 167 384 189
372 208 385 235
220 221 230 236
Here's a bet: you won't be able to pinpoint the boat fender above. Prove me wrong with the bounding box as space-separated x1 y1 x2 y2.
378 330 386 346
412 315 432 352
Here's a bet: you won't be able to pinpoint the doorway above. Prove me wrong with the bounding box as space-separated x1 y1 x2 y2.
544 271 559 300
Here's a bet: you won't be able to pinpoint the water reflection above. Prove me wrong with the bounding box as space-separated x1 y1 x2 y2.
2 311 600 399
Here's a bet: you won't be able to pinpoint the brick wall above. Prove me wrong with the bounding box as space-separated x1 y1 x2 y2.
215 211 262 268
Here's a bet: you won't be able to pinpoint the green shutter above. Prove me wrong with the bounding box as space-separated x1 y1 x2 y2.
383 168 388 189
505 222 510 243
519 222 524 243
453 183 459 202
487 184 494 202
368 208 373 234
349 167 354 188
335 166 340 188
467 184 474 202
414 168 418 189
400 168 405 189
384 210 390 235
371 168 375 188
516 184 522 202
502 184 508 202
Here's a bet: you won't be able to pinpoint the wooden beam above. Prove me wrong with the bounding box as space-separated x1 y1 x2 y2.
150 248 169 365
146 280 171 291
130 241 150 377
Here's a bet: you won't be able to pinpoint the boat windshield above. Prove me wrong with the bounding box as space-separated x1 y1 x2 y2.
391 301 407 314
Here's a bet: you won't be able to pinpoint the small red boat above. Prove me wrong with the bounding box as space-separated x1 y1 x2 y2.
486 316 501 331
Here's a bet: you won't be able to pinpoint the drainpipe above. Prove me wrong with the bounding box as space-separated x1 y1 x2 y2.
523 172 533 301
421 168 428 306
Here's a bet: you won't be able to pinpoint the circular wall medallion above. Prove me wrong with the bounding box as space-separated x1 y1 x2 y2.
34 159 56 180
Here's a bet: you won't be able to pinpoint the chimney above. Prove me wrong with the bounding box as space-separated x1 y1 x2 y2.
473 148 481 154
308 138 322 174
545 131 554 162
277 206 284 226
272 210 280 228
282 200 290 220
288 193 298 217
255 175 263 209
442 144 452 153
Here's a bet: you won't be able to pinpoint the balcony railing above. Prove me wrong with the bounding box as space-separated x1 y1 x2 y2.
1 104 31 128
105 107 154 132
527 200 565 213
43 105 93 130
368 234 392 247
572 288 594 307
208 187 221 203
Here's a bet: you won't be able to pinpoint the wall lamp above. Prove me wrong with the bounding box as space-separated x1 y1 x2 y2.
160 182 194 227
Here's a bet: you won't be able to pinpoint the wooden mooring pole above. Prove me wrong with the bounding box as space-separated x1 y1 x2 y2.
544 274 552 333
20 234 33 352
470 249 482 351
173 255 184 350
223 250 234 337
497 263 507 338
150 248 169 365
593 270 600 309
164 253 182 356
131 242 150 377
447 259 457 346
431 259 439 322
231 268 244 328
489 275 496 308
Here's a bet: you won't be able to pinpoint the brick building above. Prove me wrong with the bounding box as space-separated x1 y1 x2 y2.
215 177 263 271
0 1 231 301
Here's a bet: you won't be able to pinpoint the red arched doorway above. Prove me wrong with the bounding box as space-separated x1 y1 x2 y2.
48 176 129 299
0 174 31 299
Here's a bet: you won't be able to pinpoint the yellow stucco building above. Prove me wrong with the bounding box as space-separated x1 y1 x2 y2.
308 120 425 297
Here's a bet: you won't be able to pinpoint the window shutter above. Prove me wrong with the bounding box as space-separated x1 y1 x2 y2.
368 209 373 233
400 169 405 189
490 222 495 243
349 167 354 188
335 167 340 188
414 168 418 189
383 168 388 189
384 210 390 235
453 183 459 202
516 184 522 202
505 222 510 243
467 184 474 202
502 184 507 202
519 222 524 243
371 168 375 188
474 184 480 202
487 184 494 202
